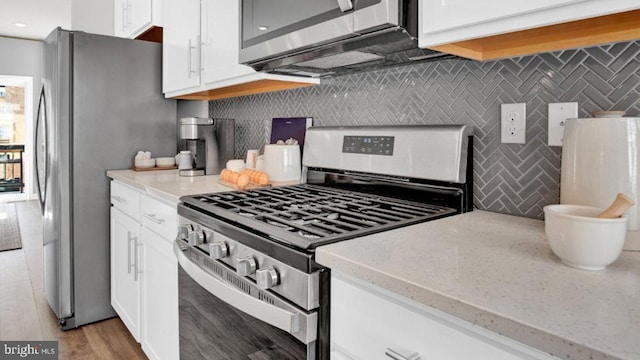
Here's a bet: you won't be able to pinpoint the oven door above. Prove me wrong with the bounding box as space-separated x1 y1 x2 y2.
174 240 318 360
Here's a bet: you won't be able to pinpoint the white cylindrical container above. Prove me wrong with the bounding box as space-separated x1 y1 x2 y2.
264 144 301 183
175 150 193 170
560 117 640 251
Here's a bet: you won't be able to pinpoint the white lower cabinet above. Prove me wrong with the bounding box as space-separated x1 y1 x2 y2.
110 181 179 360
331 272 558 360
110 207 142 341
140 226 179 360
139 192 179 360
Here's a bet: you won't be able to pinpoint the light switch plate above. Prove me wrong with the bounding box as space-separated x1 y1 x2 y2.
548 102 578 146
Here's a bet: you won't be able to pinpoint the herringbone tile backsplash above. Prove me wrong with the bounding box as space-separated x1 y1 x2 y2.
209 41 640 219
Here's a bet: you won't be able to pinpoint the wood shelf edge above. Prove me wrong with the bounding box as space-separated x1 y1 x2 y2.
135 26 163 43
429 9 640 61
172 79 317 101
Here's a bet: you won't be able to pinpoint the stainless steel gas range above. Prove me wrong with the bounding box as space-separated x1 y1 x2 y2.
174 125 474 360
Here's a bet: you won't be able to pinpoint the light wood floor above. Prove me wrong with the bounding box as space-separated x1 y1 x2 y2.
0 200 147 359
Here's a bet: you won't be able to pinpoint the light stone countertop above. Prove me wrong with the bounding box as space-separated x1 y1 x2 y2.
106 169 232 204
316 210 640 360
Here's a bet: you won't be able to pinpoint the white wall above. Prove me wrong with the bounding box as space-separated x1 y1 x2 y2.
0 37 42 131
0 37 42 200
71 0 113 36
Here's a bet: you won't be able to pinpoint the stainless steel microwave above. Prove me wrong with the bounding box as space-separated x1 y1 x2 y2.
239 0 450 77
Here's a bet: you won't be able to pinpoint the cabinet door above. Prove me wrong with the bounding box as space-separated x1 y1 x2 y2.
110 207 142 341
419 0 640 48
129 0 154 36
163 0 201 93
422 0 586 35
141 227 179 360
115 0 156 38
201 0 254 85
114 0 130 37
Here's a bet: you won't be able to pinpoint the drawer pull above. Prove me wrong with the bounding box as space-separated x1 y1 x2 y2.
143 213 165 224
112 195 127 204
385 348 421 360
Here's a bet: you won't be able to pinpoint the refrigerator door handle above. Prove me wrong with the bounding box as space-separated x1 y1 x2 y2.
34 86 48 212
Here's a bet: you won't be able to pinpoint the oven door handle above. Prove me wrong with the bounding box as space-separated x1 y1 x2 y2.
173 240 317 344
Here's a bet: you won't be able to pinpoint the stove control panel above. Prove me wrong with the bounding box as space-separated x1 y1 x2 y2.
176 215 321 310
342 135 394 156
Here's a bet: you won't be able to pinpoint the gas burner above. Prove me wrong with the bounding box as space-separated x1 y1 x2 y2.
181 184 457 250
298 231 321 239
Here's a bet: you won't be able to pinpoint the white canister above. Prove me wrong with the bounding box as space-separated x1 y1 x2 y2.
263 144 301 182
560 117 640 251
175 150 193 170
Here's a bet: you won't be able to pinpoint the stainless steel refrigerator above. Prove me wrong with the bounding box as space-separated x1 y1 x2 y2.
35 28 177 329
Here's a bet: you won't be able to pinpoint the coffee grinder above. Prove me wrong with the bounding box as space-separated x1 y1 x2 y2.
178 117 235 176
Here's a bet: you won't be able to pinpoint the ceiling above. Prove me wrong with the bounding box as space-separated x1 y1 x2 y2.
0 0 71 41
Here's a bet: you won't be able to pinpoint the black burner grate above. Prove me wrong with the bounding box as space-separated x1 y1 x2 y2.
181 184 456 250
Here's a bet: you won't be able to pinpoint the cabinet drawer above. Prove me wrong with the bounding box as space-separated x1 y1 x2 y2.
111 181 140 219
331 273 557 360
140 194 177 242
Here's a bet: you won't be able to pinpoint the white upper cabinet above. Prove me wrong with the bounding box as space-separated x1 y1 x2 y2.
200 0 254 86
419 0 640 60
162 0 201 93
162 0 318 100
114 0 163 39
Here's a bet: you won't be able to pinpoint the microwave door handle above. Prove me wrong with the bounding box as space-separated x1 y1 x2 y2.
336 0 353 12
174 241 317 344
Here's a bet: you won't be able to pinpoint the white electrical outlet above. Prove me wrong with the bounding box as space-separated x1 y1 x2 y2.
501 103 526 144
548 102 578 146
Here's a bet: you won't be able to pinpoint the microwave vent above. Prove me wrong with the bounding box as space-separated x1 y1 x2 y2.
296 51 385 69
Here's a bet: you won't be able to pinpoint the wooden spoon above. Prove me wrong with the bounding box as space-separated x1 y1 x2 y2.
597 193 635 218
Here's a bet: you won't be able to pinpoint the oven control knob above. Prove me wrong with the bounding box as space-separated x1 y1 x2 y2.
177 224 194 240
236 256 257 277
209 242 228 259
187 230 205 246
256 267 279 290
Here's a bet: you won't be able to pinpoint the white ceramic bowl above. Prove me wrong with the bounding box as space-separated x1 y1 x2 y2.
156 157 175 167
543 204 627 271
135 158 156 168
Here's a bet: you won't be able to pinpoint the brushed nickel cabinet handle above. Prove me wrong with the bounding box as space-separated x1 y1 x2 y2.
337 0 354 12
143 213 165 224
134 240 142 282
112 195 127 204
127 231 134 274
385 348 421 360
